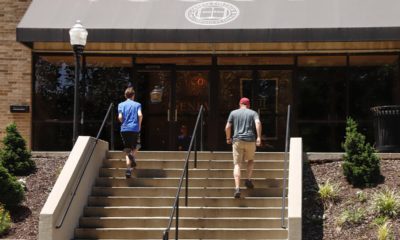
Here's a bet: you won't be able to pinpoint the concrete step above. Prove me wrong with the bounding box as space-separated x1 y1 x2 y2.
79 217 286 228
95 177 286 188
91 187 286 198
104 159 286 169
99 168 285 178
107 151 285 161
87 196 287 207
75 227 288 239
83 206 287 218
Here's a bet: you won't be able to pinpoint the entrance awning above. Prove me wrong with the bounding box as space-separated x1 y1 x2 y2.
17 0 400 44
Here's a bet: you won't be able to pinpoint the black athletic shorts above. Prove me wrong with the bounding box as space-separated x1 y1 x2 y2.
120 131 140 152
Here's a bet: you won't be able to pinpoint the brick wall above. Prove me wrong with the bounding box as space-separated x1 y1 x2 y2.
0 0 32 148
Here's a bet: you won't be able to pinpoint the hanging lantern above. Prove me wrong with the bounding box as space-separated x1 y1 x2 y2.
150 85 163 103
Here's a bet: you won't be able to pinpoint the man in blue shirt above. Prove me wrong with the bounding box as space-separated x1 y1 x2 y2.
118 87 143 178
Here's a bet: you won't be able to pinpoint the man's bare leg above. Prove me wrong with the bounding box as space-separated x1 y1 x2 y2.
245 160 255 189
233 163 241 198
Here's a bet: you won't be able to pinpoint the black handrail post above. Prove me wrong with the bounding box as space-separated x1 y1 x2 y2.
175 201 179 240
163 231 169 240
200 109 203 152
185 162 189 207
194 132 198 169
110 104 115 150
281 104 291 229
162 105 204 239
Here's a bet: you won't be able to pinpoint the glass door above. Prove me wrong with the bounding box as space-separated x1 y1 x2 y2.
218 70 292 151
135 68 210 151
136 70 173 150
176 71 209 150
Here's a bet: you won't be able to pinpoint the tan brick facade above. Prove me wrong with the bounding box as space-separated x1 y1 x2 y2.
0 0 32 148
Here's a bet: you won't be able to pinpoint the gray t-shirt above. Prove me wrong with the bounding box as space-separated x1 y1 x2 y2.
227 108 259 142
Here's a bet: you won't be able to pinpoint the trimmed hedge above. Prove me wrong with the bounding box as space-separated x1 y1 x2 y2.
0 164 24 209
0 123 35 175
342 117 381 187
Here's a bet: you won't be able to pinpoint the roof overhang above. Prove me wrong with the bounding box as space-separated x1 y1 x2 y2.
17 0 400 44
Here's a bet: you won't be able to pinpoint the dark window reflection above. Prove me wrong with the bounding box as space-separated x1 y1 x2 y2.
33 55 131 150
297 67 347 151
298 67 347 120
84 57 131 150
297 55 399 151
33 56 75 150
349 65 394 119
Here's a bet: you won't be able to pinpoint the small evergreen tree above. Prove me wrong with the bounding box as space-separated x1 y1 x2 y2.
0 164 24 209
342 117 381 187
0 123 35 175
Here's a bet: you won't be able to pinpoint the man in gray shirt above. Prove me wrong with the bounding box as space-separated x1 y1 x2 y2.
225 97 262 198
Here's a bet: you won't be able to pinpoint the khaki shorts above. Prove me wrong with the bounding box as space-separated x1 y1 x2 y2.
232 140 256 165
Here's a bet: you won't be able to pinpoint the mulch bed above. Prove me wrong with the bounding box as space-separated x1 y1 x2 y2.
1 156 67 240
1 155 400 239
303 159 400 239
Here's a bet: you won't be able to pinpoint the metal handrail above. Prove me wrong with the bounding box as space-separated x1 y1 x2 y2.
56 103 115 228
281 105 291 228
163 105 204 240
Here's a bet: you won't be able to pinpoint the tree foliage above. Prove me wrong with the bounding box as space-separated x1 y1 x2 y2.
342 117 381 187
0 123 35 175
0 164 24 209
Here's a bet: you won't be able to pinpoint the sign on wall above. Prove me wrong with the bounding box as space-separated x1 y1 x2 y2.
185 1 240 26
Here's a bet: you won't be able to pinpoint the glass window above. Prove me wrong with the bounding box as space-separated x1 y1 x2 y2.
84 56 131 149
348 55 399 144
33 55 132 151
298 123 345 152
33 55 75 150
297 56 347 152
297 67 347 120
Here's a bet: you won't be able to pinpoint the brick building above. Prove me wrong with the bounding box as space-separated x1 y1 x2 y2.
2 0 400 151
0 0 32 147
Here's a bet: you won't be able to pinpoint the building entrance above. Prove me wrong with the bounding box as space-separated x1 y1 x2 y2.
135 66 209 151
216 70 292 151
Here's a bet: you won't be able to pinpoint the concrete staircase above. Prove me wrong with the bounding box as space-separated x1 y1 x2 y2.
74 151 288 240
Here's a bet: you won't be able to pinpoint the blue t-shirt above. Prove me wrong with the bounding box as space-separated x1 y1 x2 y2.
118 99 141 132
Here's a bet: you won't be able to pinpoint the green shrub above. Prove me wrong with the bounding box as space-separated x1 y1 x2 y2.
0 204 11 236
0 123 35 175
0 164 24 209
337 207 365 227
318 180 340 206
372 188 400 218
342 117 381 187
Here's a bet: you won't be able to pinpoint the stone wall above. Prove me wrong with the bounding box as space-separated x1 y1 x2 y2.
0 0 32 147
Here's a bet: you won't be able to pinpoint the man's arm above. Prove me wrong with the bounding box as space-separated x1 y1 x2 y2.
225 122 232 144
138 109 143 131
118 113 123 123
255 119 262 146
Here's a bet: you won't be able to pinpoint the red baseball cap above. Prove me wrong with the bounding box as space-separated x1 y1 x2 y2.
239 97 250 107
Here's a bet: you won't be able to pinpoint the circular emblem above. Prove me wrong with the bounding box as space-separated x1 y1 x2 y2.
185 1 240 26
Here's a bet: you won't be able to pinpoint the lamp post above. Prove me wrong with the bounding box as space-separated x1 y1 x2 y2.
69 20 88 145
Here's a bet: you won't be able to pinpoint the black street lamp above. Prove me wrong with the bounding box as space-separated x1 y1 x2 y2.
69 20 88 145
